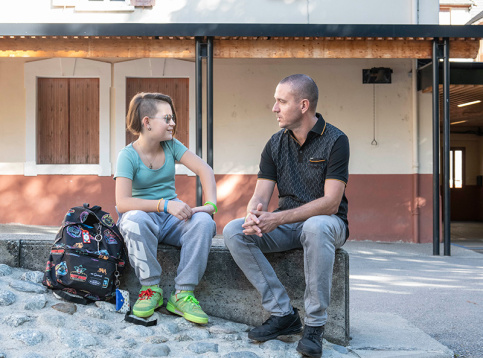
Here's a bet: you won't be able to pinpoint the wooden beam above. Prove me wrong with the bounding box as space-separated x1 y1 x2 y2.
0 38 196 58
214 38 480 59
0 37 479 59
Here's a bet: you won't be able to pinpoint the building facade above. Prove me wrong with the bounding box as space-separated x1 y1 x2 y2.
0 0 481 243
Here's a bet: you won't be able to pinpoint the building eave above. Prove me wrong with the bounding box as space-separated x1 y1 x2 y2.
0 23 482 39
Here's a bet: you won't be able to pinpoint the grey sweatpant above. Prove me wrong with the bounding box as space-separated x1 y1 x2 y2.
223 215 346 326
118 209 216 291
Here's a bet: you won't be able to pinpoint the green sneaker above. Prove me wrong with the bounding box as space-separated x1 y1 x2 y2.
166 291 209 324
132 285 163 318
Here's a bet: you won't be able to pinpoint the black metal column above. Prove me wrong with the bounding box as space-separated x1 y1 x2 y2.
443 38 451 256
195 37 204 207
194 37 214 207
432 40 441 255
207 37 214 168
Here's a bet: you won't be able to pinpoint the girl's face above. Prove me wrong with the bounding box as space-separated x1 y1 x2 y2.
144 101 175 141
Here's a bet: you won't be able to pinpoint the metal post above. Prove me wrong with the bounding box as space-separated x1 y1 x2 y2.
195 37 203 207
207 37 214 169
432 40 440 255
443 38 451 256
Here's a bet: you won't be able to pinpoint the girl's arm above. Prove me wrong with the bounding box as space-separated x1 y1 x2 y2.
115 177 192 220
178 150 217 214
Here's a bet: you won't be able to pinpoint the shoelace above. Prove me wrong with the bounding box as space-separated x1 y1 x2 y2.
261 315 277 326
180 294 200 307
139 288 155 300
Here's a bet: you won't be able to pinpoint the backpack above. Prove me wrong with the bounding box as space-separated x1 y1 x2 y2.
42 203 127 304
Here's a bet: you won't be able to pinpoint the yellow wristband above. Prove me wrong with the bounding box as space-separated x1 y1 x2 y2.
204 201 218 214
157 198 163 213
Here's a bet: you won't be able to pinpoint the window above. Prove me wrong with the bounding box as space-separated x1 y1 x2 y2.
450 148 465 189
52 0 134 11
37 78 99 164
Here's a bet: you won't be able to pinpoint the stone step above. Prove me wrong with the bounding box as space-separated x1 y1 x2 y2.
0 234 349 346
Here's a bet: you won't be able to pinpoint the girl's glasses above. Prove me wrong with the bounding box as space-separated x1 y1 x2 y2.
151 114 175 124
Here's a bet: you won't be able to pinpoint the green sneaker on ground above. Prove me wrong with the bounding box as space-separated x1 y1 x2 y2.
166 291 209 324
132 285 163 318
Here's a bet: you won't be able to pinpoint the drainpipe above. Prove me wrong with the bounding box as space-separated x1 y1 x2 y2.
412 60 420 243
412 0 419 24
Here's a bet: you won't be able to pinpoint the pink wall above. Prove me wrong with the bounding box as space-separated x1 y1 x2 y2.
0 174 433 243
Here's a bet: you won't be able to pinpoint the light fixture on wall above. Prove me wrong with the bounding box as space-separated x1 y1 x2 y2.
362 67 393 84
362 68 393 145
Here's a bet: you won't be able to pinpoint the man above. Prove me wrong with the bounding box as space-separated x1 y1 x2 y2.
223 74 349 358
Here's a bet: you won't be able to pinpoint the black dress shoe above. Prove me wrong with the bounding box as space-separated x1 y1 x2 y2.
248 307 303 342
296 325 324 358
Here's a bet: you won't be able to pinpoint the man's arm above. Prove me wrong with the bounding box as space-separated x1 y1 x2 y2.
249 179 345 235
242 179 276 236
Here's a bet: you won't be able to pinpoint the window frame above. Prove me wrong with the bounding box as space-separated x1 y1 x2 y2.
25 58 111 176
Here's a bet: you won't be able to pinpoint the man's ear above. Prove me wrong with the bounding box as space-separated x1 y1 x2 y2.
301 99 310 114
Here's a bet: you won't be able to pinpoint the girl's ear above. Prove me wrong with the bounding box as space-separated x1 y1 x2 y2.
142 116 150 129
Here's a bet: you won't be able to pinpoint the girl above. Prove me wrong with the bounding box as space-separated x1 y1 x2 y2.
115 92 217 324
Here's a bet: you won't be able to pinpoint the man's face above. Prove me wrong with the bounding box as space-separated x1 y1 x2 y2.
272 82 302 130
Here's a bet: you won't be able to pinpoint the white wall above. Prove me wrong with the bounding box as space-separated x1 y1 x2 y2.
0 59 26 166
0 0 439 24
417 90 434 175
213 58 421 175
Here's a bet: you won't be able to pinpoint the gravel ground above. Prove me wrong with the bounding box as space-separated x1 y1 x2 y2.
0 264 353 358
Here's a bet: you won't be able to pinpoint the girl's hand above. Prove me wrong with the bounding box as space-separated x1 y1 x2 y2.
167 200 193 221
191 204 215 215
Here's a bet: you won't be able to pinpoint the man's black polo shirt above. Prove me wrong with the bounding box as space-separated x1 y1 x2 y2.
258 113 349 237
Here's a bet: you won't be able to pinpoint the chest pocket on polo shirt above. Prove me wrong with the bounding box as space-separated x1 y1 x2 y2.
307 157 327 173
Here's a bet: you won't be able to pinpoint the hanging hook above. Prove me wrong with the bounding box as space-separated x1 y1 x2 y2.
371 84 378 146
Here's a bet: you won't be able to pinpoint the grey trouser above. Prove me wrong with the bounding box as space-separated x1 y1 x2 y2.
223 215 346 326
118 209 216 291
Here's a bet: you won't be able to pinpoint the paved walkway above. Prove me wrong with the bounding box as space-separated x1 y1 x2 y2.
1 224 482 357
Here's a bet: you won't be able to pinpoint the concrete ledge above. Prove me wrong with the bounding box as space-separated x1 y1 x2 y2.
0 235 350 346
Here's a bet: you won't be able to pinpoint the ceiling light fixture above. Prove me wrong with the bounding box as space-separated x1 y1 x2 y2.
457 100 481 107
450 120 468 125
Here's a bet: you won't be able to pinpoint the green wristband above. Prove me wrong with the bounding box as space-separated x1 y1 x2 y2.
204 201 218 214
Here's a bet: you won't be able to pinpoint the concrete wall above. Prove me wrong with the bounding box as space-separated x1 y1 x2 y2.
0 0 439 24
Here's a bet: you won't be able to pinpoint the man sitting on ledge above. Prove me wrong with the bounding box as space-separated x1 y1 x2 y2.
223 74 350 358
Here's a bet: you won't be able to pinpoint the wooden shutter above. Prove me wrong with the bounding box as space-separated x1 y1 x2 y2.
69 78 99 164
125 78 189 147
37 78 69 164
37 78 99 164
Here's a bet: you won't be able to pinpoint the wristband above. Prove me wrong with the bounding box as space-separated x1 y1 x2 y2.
164 199 169 214
157 199 163 213
204 201 218 214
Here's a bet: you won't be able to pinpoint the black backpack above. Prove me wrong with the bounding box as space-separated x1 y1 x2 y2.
43 203 127 304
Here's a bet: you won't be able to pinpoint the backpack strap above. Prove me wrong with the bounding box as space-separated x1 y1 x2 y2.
54 290 91 305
